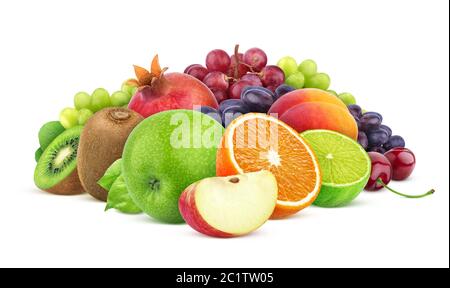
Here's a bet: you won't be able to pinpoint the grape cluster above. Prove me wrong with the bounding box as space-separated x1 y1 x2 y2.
185 45 285 103
196 84 294 127
277 57 358 106
348 105 406 153
59 81 138 129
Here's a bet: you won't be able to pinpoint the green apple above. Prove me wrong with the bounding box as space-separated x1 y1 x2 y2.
122 110 224 223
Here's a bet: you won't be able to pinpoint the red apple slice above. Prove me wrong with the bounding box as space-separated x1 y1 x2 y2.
179 171 278 238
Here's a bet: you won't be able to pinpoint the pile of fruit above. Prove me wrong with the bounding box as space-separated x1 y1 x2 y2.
33 46 434 238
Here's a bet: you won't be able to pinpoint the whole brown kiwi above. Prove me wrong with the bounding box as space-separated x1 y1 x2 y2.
77 108 143 201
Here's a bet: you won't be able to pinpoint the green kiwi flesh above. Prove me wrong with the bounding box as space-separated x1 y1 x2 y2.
34 126 84 195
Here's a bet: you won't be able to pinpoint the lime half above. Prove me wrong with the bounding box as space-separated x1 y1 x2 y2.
301 130 371 207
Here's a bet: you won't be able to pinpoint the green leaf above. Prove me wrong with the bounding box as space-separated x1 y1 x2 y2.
98 159 123 191
105 176 142 214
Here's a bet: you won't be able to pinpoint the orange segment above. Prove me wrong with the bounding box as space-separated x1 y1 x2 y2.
216 113 322 219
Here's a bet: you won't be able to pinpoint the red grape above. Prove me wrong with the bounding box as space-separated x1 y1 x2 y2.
186 65 209 81
203 72 229 91
241 74 263 86
184 64 202 74
229 80 252 99
243 48 267 72
206 49 231 73
265 86 278 92
212 89 228 103
228 53 249 79
260 66 285 88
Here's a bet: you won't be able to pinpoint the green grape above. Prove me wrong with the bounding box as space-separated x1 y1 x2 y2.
91 88 111 112
285 72 305 89
327 90 338 96
338 92 357 105
130 86 138 97
59 108 80 129
78 108 94 125
74 92 91 110
121 80 139 96
277 56 298 78
111 91 130 107
305 73 331 90
298 59 318 77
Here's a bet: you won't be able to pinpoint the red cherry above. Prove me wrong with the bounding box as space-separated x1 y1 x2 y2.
366 152 392 191
366 152 434 198
384 148 416 180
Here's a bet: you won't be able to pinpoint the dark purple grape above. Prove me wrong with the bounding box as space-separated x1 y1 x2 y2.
358 131 369 150
365 111 383 121
241 87 275 113
369 146 387 154
194 106 222 125
355 118 362 130
219 99 244 114
384 135 406 151
222 105 250 127
360 112 383 131
274 84 295 100
347 104 362 119
379 125 392 138
367 129 390 147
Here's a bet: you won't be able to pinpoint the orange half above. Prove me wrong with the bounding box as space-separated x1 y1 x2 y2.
217 113 322 219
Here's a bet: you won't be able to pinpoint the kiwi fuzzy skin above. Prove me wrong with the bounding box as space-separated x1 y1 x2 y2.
44 168 84 195
77 108 143 201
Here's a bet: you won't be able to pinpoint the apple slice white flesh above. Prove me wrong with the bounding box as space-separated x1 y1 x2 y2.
179 170 278 237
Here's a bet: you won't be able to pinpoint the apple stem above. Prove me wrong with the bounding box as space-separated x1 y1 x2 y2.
376 179 435 199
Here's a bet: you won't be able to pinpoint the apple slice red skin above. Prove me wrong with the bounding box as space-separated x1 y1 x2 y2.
179 183 234 238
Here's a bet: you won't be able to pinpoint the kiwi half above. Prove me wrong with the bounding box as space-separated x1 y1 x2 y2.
34 126 84 195
78 108 143 201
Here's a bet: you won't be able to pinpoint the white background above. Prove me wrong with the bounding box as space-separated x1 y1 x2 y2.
0 0 448 268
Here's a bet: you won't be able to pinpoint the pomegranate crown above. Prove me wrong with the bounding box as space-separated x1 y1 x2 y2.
133 55 168 87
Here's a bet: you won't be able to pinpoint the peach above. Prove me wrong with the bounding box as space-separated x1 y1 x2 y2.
280 102 359 140
268 88 347 118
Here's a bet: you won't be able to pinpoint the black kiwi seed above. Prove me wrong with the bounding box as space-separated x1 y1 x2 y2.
45 136 80 175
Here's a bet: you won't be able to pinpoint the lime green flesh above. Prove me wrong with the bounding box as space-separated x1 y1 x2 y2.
38 121 65 150
301 130 371 207
34 126 82 190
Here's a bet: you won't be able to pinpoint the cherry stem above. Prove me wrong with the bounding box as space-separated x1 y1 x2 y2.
376 179 435 199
